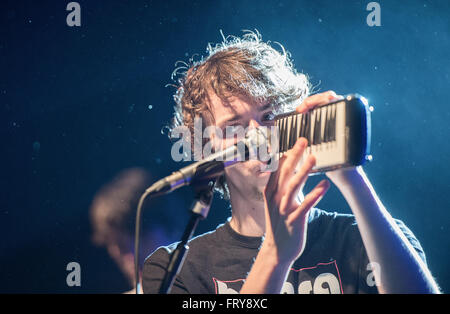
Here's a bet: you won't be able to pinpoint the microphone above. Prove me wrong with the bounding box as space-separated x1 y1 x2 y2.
146 127 269 196
134 127 269 294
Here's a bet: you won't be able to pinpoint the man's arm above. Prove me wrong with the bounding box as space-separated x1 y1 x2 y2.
240 92 340 294
240 139 330 293
327 166 441 293
240 91 440 294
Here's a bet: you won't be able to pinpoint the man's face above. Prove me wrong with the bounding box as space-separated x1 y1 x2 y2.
206 91 276 198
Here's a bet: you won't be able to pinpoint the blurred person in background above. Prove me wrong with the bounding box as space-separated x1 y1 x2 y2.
90 168 186 293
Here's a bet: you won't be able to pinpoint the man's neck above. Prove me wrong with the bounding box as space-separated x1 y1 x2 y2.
227 182 266 237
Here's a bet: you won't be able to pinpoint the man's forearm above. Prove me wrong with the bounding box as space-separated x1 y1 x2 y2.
330 167 441 293
239 244 292 294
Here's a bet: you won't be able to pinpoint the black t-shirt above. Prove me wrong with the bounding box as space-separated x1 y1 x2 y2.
142 208 426 294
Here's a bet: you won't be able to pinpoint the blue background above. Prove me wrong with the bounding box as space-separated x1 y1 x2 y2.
0 0 449 293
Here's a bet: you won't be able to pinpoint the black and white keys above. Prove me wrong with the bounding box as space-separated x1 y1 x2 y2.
274 94 372 174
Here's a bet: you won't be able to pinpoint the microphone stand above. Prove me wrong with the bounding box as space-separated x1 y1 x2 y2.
158 179 216 294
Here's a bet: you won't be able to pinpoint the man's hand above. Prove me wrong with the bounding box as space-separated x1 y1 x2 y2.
261 139 329 265
241 91 341 293
296 90 343 114
260 91 342 265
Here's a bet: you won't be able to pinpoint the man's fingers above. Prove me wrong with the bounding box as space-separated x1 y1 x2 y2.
283 154 316 210
265 137 308 198
296 90 342 114
277 138 308 187
290 179 330 221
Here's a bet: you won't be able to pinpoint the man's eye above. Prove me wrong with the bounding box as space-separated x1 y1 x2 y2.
262 112 275 122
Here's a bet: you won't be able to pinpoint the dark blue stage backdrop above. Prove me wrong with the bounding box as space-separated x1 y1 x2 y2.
0 0 449 293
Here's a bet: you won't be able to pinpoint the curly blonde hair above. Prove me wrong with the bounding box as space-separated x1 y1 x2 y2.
168 30 311 199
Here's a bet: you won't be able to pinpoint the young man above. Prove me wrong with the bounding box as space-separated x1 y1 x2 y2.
142 32 440 294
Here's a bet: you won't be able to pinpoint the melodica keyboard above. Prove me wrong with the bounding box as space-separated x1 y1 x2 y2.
274 94 372 174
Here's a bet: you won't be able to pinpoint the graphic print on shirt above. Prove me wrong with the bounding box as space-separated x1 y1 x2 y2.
213 260 343 294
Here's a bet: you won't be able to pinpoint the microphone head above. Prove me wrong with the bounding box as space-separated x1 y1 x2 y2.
245 127 268 146
244 127 271 161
